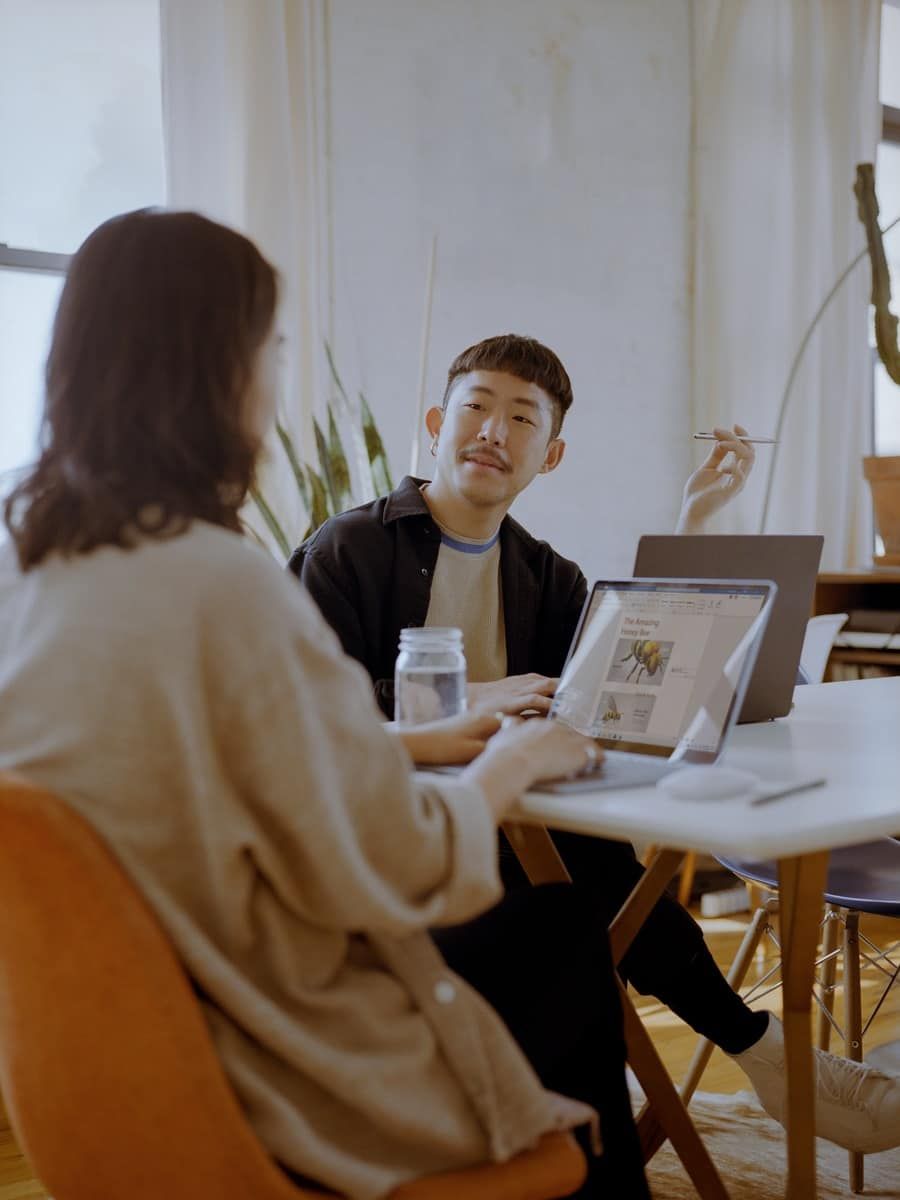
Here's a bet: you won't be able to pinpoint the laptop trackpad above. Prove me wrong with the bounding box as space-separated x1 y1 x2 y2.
531 756 673 794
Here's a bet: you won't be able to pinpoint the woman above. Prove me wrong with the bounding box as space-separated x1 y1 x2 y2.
0 209 648 1198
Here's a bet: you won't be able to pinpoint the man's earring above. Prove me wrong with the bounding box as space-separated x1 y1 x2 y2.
430 437 438 457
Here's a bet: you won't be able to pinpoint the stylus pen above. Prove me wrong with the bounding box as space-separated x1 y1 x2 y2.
749 778 826 806
694 432 778 444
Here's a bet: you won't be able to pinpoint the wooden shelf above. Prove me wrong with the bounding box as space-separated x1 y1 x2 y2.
829 648 900 667
815 569 900 679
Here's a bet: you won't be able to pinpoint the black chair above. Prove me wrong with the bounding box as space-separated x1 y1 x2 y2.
679 838 900 1194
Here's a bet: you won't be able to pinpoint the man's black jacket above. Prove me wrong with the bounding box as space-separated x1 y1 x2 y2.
288 476 587 717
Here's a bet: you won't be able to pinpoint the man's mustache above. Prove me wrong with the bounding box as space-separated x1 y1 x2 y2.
459 446 511 471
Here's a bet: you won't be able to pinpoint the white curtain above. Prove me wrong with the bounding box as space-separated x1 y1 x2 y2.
160 0 332 553
690 0 881 568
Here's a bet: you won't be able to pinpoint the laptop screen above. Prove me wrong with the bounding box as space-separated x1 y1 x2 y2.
550 580 774 762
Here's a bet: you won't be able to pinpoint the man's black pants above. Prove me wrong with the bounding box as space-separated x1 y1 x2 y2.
499 830 765 1056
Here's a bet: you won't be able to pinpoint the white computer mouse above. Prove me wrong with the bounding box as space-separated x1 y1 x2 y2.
656 765 759 802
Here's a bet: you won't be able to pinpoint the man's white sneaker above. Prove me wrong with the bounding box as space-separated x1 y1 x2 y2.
730 1014 900 1154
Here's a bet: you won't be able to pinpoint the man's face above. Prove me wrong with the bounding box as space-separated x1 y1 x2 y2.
426 369 565 508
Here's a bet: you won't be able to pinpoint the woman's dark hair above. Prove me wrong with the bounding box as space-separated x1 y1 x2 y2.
4 208 278 569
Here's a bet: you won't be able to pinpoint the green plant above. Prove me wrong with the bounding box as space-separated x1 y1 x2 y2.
250 343 393 558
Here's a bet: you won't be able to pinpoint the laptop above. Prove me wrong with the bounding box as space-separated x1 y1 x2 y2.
534 577 776 794
633 535 823 723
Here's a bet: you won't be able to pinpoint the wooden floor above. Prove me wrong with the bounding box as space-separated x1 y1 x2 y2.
1 907 898 1199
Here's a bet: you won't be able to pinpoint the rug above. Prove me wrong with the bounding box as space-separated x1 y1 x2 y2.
635 1086 900 1199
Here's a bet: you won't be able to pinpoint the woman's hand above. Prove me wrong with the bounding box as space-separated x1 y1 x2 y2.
463 719 602 821
389 711 502 765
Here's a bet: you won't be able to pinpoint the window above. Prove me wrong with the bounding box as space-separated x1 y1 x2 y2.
873 3 900 462
0 0 165 488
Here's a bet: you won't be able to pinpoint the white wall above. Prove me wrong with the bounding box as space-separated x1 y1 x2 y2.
328 0 693 579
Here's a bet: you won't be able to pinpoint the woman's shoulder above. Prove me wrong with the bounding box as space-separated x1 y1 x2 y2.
134 523 342 686
158 522 317 625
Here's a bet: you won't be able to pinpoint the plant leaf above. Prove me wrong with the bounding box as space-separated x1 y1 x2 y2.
243 520 272 554
313 417 338 510
249 486 291 559
305 463 331 532
361 390 394 493
254 345 393 541
327 405 354 511
275 420 310 513
324 340 351 406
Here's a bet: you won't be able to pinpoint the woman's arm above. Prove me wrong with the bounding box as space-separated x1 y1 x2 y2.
221 573 597 933
386 711 502 764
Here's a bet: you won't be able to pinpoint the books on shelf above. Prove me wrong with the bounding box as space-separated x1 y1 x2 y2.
834 630 900 650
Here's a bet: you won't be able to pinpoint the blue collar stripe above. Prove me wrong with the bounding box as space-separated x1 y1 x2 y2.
440 530 500 555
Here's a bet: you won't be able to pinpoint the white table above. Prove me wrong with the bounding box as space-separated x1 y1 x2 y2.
509 676 900 1200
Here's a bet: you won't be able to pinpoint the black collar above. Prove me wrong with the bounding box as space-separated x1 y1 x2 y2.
382 474 539 562
382 476 432 524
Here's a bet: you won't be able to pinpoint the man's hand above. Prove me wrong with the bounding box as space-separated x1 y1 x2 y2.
676 424 755 534
389 711 502 765
468 674 558 716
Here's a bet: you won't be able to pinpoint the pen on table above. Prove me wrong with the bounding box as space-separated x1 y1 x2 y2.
693 432 778 444
749 778 826 806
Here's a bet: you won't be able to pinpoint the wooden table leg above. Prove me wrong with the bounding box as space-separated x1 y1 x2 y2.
777 851 830 1200
843 910 865 1193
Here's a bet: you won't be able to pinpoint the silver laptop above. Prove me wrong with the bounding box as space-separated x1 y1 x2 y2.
534 578 776 793
633 536 823 723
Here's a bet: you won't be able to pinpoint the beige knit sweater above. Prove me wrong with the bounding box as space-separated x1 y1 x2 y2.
0 523 591 1199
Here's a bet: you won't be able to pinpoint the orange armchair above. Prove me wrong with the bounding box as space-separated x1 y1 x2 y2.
0 773 585 1200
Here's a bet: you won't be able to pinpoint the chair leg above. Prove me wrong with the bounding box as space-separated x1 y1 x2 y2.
676 852 697 909
502 823 571 884
843 910 864 1194
641 845 695 910
746 883 771 968
816 905 841 1052
609 849 685 966
678 902 774 1109
620 981 730 1198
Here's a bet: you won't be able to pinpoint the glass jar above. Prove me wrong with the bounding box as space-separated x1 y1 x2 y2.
394 627 467 725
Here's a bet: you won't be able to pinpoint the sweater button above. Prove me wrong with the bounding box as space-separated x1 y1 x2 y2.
421 567 429 577
434 980 457 1005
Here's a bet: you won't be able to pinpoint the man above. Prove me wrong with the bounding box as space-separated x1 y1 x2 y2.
289 334 900 1154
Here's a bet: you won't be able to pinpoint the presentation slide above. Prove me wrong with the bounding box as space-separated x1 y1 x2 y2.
552 586 764 749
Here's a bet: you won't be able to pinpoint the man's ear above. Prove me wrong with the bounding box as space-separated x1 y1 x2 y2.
539 437 566 474
425 406 444 439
